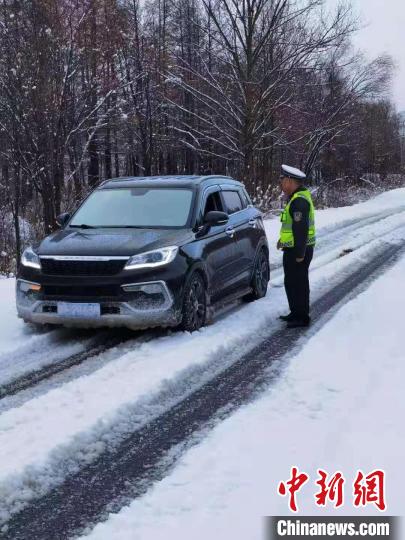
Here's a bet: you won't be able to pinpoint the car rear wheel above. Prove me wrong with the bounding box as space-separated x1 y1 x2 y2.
243 248 270 302
180 273 207 332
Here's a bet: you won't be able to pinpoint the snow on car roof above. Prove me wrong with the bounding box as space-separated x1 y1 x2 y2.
101 175 240 189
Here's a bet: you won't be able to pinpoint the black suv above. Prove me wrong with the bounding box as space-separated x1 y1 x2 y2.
16 175 270 332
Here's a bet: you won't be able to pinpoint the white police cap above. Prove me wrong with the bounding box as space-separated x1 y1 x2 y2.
281 164 306 181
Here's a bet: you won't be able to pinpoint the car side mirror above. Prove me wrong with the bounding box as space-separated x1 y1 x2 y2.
56 212 70 228
203 211 229 226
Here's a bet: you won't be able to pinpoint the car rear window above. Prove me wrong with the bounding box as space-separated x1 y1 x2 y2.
222 190 243 214
70 188 194 228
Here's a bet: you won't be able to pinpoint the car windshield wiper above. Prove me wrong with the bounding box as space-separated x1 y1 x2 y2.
103 225 145 229
69 224 98 229
70 224 156 229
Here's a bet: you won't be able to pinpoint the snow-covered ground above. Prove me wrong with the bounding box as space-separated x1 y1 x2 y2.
82 234 405 540
0 188 405 532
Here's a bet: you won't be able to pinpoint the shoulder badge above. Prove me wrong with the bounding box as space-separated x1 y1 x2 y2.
293 211 302 222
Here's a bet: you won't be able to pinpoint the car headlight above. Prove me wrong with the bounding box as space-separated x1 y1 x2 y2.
124 246 178 270
21 247 41 270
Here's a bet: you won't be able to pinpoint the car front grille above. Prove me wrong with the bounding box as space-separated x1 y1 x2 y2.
43 284 120 298
40 258 126 276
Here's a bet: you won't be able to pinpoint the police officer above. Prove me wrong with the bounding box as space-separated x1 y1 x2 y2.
277 164 316 328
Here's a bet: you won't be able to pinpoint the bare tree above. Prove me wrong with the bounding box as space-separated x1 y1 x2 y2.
164 0 356 190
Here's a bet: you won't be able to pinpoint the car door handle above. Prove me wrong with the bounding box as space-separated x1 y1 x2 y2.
225 227 235 237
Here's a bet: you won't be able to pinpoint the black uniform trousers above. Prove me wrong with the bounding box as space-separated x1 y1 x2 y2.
283 246 313 321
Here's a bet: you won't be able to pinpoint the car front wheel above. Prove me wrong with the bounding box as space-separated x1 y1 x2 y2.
180 273 207 332
244 248 270 302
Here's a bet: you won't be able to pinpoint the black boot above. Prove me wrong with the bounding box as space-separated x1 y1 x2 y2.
287 317 311 328
279 313 295 322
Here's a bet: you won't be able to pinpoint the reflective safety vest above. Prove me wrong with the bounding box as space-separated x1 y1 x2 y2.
279 189 316 248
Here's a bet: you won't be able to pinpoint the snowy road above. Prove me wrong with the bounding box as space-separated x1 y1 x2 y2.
1 189 405 539
2 194 405 402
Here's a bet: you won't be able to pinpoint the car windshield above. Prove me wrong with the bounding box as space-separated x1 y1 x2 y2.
69 187 194 228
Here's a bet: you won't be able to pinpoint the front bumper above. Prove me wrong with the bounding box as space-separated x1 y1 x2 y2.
16 279 180 330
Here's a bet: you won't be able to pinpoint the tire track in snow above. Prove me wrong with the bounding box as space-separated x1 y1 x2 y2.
316 204 405 240
0 329 165 409
0 336 127 399
0 328 121 387
4 239 405 540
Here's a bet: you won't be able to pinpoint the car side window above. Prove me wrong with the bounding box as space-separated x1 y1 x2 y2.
203 190 224 215
241 188 252 207
221 190 243 215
